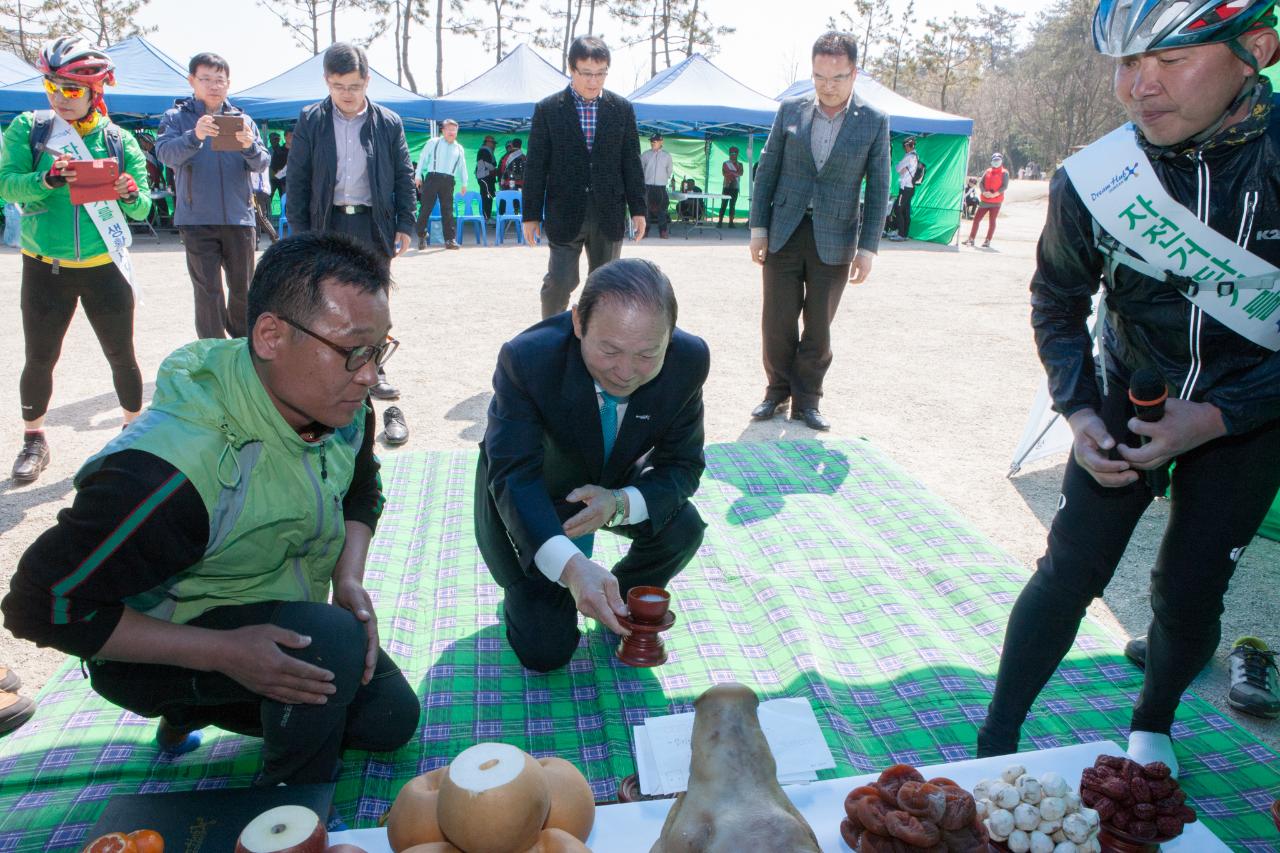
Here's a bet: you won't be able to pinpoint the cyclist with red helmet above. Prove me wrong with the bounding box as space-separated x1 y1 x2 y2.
978 0 1280 774
0 37 151 483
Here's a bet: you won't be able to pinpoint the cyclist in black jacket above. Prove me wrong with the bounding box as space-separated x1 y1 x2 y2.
978 0 1280 775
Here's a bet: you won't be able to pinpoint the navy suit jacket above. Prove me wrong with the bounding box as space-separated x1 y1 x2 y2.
522 87 647 243
475 313 709 586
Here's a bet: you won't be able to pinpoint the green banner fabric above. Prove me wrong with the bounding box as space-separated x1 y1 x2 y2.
888 132 969 244
1260 490 1280 541
0 441 1275 850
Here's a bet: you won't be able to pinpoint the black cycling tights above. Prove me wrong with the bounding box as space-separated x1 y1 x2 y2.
978 379 1280 755
19 254 142 422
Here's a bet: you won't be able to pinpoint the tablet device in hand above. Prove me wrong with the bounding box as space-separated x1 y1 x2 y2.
211 115 246 150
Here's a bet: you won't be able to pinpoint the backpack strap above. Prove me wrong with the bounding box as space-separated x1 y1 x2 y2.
27 110 55 168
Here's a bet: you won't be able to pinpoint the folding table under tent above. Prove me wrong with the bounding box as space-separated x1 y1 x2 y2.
230 52 434 132
779 76 973 244
624 53 780 222
0 37 192 123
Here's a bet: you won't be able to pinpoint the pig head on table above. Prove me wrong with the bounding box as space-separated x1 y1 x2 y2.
650 682 821 853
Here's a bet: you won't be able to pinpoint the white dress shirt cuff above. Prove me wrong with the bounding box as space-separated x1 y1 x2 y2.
751 227 769 240
622 486 648 524
534 535 581 586
857 248 877 259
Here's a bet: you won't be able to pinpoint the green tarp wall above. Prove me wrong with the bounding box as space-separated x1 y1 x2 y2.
405 130 759 220
404 130 968 244
887 132 969 244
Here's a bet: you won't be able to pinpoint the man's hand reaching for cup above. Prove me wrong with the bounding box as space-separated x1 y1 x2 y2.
559 553 630 636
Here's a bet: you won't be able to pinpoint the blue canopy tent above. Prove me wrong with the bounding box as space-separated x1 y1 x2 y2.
0 51 35 86
0 36 191 121
778 76 973 243
624 53 780 219
433 44 568 131
231 52 434 131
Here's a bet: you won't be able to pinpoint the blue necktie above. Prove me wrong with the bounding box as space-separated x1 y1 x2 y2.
600 390 622 461
572 390 625 560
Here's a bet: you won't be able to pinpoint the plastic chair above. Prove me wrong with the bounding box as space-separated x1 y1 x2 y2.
278 191 290 237
455 190 488 246
424 198 442 243
494 190 524 245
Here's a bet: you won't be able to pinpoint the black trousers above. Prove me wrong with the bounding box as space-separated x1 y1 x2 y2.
895 185 915 237
718 184 740 223
479 176 496 221
19 255 141 421
977 379 1280 755
88 600 420 786
416 173 456 242
644 185 670 235
540 207 622 319
179 224 257 339
328 209 390 270
494 501 705 673
760 216 850 410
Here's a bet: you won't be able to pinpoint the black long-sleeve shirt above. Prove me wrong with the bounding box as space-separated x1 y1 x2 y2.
2 407 383 660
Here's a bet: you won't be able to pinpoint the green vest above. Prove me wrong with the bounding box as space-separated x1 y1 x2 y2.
76 339 366 625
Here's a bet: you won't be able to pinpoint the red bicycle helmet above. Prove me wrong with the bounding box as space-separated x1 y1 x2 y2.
37 37 115 88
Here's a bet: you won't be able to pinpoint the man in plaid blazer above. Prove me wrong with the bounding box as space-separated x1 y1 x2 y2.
748 31 890 431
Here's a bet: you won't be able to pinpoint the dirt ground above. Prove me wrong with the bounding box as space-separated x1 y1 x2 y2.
1 180 1276 752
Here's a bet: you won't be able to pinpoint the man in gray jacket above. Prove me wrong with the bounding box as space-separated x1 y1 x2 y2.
157 52 270 340
748 31 890 432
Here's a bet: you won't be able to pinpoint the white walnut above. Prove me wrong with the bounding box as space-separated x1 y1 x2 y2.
1007 829 1031 853
1014 802 1041 831
975 798 989 819
1050 828 1067 843
1002 764 1027 785
1064 791 1082 813
1078 807 1100 829
1061 812 1092 844
1038 818 1063 835
1017 775 1044 805
1039 771 1069 799
1052 842 1077 853
987 808 1015 840
1029 829 1056 853
993 782 1022 810
1039 795 1067 822
974 778 995 802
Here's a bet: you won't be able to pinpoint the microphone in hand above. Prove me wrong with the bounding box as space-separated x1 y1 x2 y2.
1128 367 1169 496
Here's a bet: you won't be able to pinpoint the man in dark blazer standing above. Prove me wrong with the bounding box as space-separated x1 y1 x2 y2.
748 31 890 432
523 36 648 320
475 259 709 672
286 42 416 408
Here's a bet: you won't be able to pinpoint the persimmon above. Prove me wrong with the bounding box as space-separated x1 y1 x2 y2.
127 830 163 853
81 833 137 853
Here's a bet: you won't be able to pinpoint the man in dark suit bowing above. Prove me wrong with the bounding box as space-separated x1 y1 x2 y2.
749 31 890 432
475 259 709 672
523 35 648 320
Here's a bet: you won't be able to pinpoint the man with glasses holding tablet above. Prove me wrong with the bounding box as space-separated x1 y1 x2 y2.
2 233 420 789
287 42 415 433
523 35 647 319
157 52 269 341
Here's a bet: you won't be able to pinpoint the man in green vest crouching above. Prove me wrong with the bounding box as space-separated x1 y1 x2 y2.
2 232 419 787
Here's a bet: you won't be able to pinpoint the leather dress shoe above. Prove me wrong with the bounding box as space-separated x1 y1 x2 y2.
417 235 426 250
369 374 400 401
0 690 35 735
1124 636 1147 669
791 407 831 431
0 665 20 693
445 240 460 250
383 405 409 446
11 434 50 483
750 398 788 420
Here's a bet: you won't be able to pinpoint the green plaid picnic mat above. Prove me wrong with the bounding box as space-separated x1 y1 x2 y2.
1 440 1276 851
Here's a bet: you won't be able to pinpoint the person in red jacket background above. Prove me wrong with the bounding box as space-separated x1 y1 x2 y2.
963 152 1009 248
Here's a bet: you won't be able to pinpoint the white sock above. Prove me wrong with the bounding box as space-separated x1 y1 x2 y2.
1127 730 1179 778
